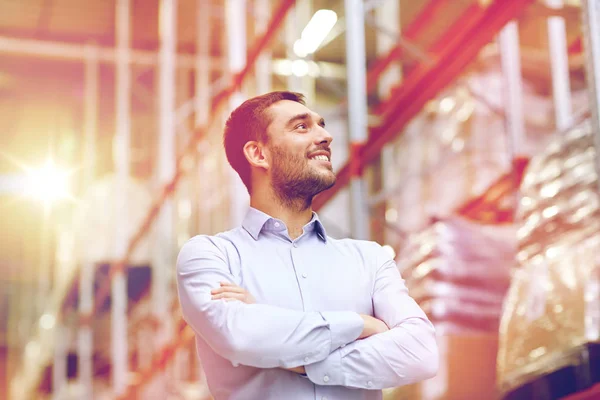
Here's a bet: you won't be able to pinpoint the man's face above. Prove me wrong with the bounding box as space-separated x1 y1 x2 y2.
263 100 335 202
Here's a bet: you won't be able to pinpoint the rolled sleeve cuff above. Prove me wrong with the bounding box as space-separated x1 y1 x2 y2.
305 347 344 386
319 311 363 351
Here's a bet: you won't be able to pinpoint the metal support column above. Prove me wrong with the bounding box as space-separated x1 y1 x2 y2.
546 0 572 130
344 0 370 240
499 21 525 157
151 0 177 397
285 4 302 92
375 0 403 245
195 1 211 129
195 0 211 238
112 0 131 395
499 21 525 218
77 44 98 400
255 0 272 94
226 0 249 228
52 324 66 400
581 0 600 189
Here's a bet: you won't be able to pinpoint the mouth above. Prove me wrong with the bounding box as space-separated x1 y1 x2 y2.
308 151 331 164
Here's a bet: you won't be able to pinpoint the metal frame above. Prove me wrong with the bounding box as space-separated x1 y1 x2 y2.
581 0 600 190
10 0 574 398
111 0 131 395
345 0 370 240
314 0 534 211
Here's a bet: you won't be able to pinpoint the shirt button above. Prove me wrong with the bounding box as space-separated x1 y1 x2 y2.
323 375 330 382
304 357 309 362
293 242 298 248
301 272 307 278
274 222 280 228
367 380 373 387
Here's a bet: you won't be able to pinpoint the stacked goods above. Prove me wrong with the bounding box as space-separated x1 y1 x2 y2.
497 120 600 399
398 216 516 334
388 217 515 400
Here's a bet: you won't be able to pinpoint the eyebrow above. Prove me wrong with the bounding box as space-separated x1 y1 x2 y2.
285 113 326 128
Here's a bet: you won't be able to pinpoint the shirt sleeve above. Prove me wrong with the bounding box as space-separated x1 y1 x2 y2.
176 235 364 369
304 244 439 389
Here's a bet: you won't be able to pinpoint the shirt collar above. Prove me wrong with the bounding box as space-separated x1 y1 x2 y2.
242 207 327 242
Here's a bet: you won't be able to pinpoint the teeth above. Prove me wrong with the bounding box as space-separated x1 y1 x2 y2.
311 155 329 161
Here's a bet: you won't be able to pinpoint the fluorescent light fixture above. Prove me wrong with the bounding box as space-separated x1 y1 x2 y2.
294 9 338 57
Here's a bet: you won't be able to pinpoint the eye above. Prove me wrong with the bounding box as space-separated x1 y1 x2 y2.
295 123 308 130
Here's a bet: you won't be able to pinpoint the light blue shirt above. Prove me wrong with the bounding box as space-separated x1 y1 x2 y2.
176 207 438 400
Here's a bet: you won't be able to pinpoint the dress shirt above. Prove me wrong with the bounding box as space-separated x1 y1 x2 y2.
176 207 438 400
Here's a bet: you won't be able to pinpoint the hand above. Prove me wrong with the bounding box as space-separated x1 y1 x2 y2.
211 281 256 304
283 366 306 374
358 314 389 339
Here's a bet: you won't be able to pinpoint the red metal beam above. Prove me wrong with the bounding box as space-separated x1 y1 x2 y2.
365 0 451 94
314 0 534 212
457 157 529 223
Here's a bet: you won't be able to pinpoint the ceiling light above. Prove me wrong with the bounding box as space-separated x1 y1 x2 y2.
293 9 338 57
292 60 309 77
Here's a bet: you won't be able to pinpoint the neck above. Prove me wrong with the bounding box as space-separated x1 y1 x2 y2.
250 184 314 239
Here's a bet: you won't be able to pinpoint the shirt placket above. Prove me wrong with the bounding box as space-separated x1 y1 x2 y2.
290 237 313 312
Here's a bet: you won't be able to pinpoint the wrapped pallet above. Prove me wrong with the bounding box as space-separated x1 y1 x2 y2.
398 216 516 334
497 120 600 399
386 217 515 400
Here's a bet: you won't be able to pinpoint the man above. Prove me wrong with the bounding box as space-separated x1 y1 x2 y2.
176 91 438 400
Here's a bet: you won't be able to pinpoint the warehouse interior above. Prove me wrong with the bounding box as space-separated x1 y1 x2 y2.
1 0 600 398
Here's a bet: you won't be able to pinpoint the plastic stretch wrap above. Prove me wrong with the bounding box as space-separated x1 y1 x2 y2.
398 216 516 333
497 120 600 395
381 67 589 238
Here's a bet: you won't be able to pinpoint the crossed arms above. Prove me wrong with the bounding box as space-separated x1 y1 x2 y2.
176 236 439 389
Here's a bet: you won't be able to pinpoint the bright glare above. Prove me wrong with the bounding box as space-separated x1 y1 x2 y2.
294 9 338 57
385 208 398 223
291 60 310 77
25 159 71 203
40 313 56 330
293 39 309 58
382 245 396 259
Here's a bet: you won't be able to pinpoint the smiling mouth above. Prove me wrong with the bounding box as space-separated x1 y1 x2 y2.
309 155 330 162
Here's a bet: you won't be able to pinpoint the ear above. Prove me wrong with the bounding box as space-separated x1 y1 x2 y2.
243 141 269 170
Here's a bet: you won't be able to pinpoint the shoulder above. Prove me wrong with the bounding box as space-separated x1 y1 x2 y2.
328 237 392 264
176 228 246 269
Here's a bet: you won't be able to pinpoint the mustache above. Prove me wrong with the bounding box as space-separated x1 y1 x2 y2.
308 145 332 155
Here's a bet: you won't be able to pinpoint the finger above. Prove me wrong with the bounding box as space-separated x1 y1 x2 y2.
212 293 245 301
220 281 238 287
211 286 246 295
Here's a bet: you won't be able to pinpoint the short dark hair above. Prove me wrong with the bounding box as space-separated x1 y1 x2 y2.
223 91 306 193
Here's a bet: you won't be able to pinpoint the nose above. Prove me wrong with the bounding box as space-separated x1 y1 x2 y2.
315 125 333 146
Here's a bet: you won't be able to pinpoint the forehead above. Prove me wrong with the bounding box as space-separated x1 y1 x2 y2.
265 100 317 125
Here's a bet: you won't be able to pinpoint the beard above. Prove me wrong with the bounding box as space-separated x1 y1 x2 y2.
269 145 336 211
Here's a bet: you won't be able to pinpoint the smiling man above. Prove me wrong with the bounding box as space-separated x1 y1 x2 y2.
176 91 438 400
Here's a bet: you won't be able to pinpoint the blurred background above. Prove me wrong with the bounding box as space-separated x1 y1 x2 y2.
1 0 600 399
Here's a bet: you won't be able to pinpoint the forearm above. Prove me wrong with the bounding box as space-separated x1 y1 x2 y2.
179 288 363 368
304 317 438 389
